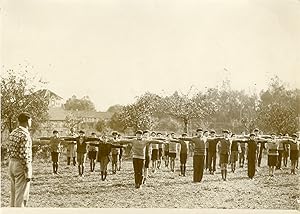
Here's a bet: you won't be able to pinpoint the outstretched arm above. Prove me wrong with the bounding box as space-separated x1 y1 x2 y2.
147 140 166 145
178 137 193 142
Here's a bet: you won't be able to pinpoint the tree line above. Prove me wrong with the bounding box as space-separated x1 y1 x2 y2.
1 69 299 136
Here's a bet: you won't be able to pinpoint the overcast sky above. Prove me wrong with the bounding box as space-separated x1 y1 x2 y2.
2 0 300 111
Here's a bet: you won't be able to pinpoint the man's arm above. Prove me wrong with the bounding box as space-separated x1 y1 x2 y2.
178 137 193 142
38 137 51 141
147 140 166 145
62 137 77 141
116 139 133 145
84 137 101 143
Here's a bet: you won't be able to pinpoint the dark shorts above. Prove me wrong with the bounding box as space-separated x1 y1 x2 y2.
51 152 59 162
180 153 187 164
77 152 86 164
152 149 159 161
169 152 176 159
268 155 278 166
230 151 238 162
220 154 229 164
290 150 299 161
164 150 169 157
88 151 97 160
158 148 163 158
145 155 150 168
112 154 119 164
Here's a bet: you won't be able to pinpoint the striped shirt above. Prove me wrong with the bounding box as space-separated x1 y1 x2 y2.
8 126 32 173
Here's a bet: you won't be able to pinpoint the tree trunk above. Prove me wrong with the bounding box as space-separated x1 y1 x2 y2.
183 118 188 133
8 116 13 133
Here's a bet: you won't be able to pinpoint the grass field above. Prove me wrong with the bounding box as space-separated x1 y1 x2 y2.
1 156 299 209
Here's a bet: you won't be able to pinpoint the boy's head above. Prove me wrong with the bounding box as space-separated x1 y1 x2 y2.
151 131 156 137
53 130 59 137
79 130 85 137
136 130 143 139
196 128 203 137
223 130 229 138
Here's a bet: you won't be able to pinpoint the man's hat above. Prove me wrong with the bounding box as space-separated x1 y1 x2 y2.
210 130 216 134
143 130 149 134
292 133 298 138
270 132 276 135
111 131 118 135
250 133 256 137
136 130 143 135
222 130 229 134
196 128 203 132
254 128 259 132
53 130 58 134
18 112 31 123
151 131 156 135
170 132 175 135
182 133 188 137
203 130 209 133
79 130 85 134
279 133 283 136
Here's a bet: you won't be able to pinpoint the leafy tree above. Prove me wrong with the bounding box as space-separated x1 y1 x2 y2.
162 89 217 133
106 105 123 113
95 118 107 133
64 95 96 111
108 111 128 133
1 69 49 133
64 111 83 130
256 76 299 135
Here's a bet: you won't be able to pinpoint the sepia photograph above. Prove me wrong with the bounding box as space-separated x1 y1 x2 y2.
1 0 299 213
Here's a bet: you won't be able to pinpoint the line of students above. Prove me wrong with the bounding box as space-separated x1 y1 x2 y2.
39 128 299 188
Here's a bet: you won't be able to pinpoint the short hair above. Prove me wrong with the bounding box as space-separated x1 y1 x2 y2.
210 130 216 134
254 128 259 132
182 133 187 137
79 130 85 134
151 131 156 135
196 128 203 132
136 130 143 135
18 112 31 123
292 134 298 138
143 130 149 134
53 130 58 134
111 131 118 136
222 130 229 134
250 133 255 137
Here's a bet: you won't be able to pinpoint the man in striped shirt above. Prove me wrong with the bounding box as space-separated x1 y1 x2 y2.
8 112 32 207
